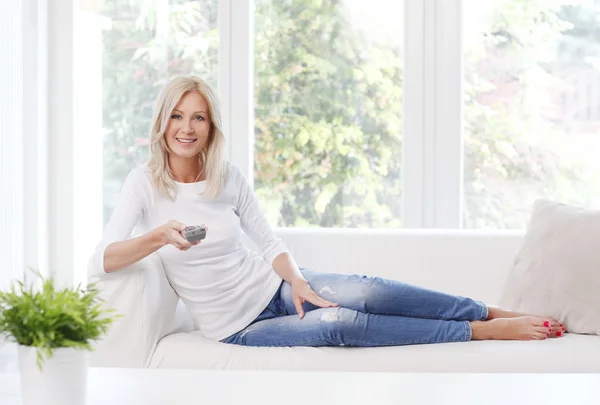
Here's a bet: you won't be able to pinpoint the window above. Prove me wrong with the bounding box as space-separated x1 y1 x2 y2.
44 1 600 287
100 0 219 224
463 0 600 229
253 0 403 228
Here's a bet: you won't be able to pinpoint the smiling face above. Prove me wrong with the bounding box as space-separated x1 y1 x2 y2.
164 91 211 161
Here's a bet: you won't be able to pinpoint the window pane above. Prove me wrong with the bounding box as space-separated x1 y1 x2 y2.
463 0 600 229
101 0 219 225
254 0 403 228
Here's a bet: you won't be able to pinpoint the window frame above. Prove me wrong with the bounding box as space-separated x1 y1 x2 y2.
229 0 465 228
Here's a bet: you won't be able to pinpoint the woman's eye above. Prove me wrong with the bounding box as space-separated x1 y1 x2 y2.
171 114 182 119
195 116 204 121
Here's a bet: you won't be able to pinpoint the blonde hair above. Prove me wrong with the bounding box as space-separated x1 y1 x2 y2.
147 75 227 200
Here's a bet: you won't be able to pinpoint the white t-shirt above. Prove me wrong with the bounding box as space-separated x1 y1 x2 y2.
90 162 288 341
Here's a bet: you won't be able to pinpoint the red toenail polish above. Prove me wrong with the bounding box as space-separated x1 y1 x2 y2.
557 331 562 336
544 321 550 327
560 324 563 327
548 328 552 332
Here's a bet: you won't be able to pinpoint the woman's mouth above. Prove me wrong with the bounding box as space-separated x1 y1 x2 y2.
176 138 197 144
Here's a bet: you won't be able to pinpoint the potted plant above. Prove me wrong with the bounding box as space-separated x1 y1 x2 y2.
0 273 119 405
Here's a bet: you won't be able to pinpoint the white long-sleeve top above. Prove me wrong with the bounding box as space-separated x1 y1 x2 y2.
90 162 288 341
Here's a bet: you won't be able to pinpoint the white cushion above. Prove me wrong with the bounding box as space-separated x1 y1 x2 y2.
150 332 600 372
499 200 600 335
88 254 193 368
254 229 525 304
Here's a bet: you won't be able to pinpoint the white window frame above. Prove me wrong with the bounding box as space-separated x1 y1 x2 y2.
404 0 463 228
23 0 50 281
224 0 464 229
46 0 76 287
435 0 463 229
220 0 255 185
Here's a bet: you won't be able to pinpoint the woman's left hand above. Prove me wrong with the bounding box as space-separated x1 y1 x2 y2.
291 279 338 319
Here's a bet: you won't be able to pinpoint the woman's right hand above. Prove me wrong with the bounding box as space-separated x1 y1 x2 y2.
157 220 202 251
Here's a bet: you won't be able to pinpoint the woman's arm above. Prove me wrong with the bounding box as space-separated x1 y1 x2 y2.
103 229 165 273
90 169 146 277
232 165 337 318
103 220 195 273
233 165 294 273
90 169 195 277
271 252 306 285
272 248 338 319
233 166 319 285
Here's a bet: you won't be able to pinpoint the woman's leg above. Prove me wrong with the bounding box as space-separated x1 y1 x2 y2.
281 269 488 322
221 306 552 347
285 269 562 338
221 306 472 347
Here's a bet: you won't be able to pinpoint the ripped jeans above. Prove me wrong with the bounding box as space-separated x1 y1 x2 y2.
220 269 488 347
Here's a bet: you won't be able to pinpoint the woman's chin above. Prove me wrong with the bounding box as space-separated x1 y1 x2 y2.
170 149 202 160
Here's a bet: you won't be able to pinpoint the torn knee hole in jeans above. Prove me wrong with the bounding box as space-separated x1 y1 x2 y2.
319 286 336 295
320 311 340 323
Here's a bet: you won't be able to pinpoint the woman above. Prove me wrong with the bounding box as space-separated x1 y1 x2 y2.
92 75 564 348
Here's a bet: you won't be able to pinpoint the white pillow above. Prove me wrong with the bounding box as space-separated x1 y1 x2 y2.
499 199 600 335
87 253 191 367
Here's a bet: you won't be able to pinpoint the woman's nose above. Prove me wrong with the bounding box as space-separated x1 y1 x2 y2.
181 124 194 134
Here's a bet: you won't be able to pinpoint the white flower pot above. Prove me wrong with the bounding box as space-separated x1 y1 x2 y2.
18 345 89 405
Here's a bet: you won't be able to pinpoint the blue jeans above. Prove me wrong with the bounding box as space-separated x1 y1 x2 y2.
221 269 488 347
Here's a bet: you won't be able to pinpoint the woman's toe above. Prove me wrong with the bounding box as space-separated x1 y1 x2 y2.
535 325 550 334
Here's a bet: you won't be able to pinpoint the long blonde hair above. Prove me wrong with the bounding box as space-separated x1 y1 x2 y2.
147 75 227 200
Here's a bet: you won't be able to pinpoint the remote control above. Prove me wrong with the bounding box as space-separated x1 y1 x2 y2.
181 225 207 242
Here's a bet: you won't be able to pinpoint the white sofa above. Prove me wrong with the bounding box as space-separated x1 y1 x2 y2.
88 229 600 373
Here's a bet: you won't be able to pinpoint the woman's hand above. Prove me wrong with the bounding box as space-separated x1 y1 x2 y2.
291 279 338 319
156 220 204 251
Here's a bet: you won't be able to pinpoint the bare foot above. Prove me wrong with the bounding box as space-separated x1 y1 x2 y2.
486 306 564 336
471 316 552 341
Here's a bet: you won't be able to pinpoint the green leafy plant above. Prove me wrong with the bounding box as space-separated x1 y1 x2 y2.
0 273 120 370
